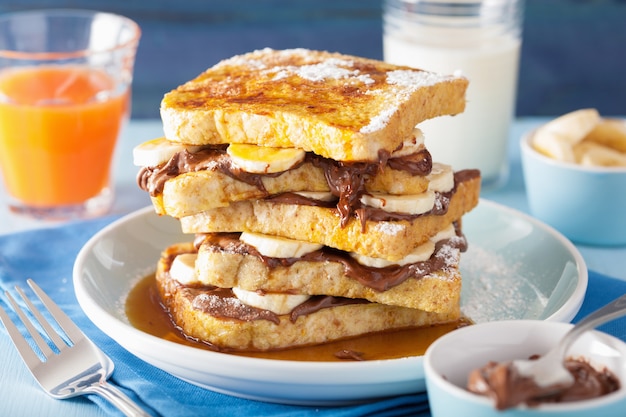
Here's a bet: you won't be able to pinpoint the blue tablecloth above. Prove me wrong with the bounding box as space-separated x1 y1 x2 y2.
1 215 626 417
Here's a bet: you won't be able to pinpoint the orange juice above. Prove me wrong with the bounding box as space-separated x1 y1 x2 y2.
0 66 128 206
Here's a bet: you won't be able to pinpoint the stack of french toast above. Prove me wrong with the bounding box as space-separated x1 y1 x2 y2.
133 48 481 352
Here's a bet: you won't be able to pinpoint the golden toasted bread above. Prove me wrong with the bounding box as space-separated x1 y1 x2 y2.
160 48 468 162
179 170 480 261
193 233 464 312
156 242 460 351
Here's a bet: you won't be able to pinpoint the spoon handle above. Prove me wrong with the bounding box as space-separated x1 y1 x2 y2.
560 293 626 356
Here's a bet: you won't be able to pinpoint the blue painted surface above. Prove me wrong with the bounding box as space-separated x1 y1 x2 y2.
0 0 624 118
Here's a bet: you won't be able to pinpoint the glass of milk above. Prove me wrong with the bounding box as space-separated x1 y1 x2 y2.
383 0 524 190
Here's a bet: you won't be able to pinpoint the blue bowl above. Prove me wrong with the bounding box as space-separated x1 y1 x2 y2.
520 130 626 246
424 320 626 417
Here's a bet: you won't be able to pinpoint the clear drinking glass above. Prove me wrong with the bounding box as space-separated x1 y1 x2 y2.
0 9 140 219
383 0 524 190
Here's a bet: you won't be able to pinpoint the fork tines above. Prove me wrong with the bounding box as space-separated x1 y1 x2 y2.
0 279 80 365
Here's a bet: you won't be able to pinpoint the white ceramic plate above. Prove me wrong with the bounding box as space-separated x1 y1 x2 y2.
73 199 587 405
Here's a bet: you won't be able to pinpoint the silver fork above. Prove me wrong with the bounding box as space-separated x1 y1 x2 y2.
0 279 151 417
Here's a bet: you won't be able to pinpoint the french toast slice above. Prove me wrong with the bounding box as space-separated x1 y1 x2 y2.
145 150 435 217
193 229 464 312
179 170 480 261
160 48 468 162
156 242 460 351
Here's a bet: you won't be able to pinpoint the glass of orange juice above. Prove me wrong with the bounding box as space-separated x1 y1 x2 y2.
0 9 140 219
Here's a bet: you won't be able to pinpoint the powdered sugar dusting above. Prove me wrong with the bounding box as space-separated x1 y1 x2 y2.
435 238 462 267
267 58 376 86
225 50 377 88
386 69 453 88
361 106 398 134
460 245 549 323
216 48 463 136
296 58 356 81
373 222 406 235
272 69 290 81
360 70 457 134
358 70 456 134
219 56 269 71
356 74 375 85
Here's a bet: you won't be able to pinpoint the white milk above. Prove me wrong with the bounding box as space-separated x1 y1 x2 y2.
384 18 521 189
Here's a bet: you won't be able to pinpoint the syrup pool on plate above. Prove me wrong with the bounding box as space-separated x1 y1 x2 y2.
126 274 470 362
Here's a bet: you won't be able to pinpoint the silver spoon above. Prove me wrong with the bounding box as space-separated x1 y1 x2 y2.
513 292 626 389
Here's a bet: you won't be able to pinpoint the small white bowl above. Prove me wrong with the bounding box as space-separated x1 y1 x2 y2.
424 320 626 417
520 130 626 246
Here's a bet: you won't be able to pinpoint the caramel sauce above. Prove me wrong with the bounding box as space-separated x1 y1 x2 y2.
126 274 471 362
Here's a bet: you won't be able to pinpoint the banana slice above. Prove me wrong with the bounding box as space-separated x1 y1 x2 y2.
430 223 457 242
534 134 577 162
427 163 454 192
536 108 601 145
390 128 425 158
169 253 198 285
350 240 435 268
574 141 626 167
533 108 600 162
350 223 456 268
240 232 323 258
232 287 310 315
583 118 626 153
293 191 336 202
133 137 202 167
227 143 305 174
360 190 436 215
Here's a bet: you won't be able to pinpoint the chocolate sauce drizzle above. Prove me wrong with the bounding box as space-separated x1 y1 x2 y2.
195 220 467 293
137 144 434 226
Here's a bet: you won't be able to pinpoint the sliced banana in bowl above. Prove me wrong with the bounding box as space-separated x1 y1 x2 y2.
530 109 626 168
520 109 626 245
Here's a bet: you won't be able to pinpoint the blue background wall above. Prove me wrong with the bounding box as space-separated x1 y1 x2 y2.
1 0 624 119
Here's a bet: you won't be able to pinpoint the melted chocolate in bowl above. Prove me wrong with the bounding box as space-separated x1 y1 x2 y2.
467 356 620 410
